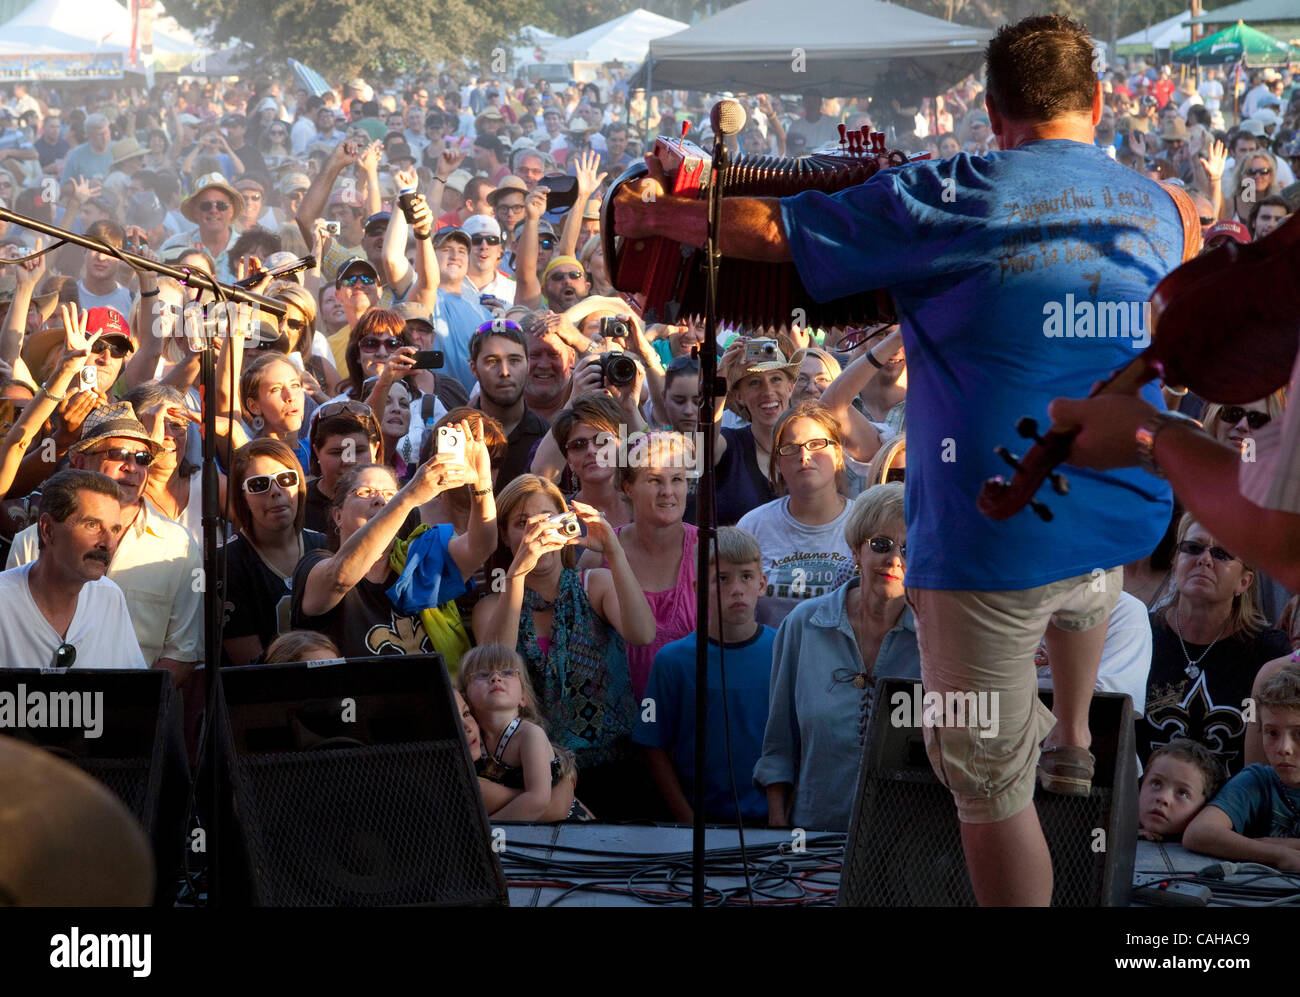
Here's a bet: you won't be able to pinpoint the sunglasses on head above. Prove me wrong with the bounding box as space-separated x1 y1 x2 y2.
339 273 377 287
242 469 300 494
91 445 153 466
199 200 231 212
471 234 501 246
666 354 699 373
1217 406 1271 429
360 335 404 353
91 338 130 358
316 399 373 420
1177 539 1236 562
868 535 906 558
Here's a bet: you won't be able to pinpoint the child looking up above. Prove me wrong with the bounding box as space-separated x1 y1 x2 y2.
1138 738 1225 842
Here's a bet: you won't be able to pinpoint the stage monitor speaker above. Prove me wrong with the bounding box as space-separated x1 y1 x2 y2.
214 654 507 907
0 667 191 905
839 680 1138 907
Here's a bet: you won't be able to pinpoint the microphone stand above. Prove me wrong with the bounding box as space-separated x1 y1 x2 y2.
692 125 730 909
0 207 285 907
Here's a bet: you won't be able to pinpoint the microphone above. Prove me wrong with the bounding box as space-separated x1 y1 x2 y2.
709 99 747 170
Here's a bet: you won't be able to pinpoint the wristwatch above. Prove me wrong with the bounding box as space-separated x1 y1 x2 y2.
1135 410 1201 478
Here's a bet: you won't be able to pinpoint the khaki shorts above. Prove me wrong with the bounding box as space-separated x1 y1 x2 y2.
905 567 1121 825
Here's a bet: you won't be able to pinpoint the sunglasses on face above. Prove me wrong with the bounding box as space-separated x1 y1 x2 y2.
243 469 300 494
352 484 398 501
284 318 309 333
91 446 153 466
538 237 557 250
776 437 835 457
90 338 130 358
1246 168 1273 177
243 191 263 201
1217 406 1271 429
564 433 612 454
1177 539 1236 562
471 234 501 246
339 273 377 288
359 336 404 353
199 200 231 213
549 270 583 282
868 535 906 558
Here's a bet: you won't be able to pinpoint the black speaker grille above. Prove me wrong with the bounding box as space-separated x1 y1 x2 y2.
840 769 1115 906
233 740 502 907
77 756 154 826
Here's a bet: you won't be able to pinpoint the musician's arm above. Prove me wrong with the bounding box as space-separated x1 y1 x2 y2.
618 188 791 262
1049 394 1300 591
515 189 545 310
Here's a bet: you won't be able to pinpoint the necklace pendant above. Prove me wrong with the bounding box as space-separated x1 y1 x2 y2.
1185 664 1201 681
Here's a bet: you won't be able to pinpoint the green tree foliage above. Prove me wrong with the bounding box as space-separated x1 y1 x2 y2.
166 0 546 81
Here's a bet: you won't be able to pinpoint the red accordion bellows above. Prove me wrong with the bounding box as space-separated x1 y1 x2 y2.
602 129 921 328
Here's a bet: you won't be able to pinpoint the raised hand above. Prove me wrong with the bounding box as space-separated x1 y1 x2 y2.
439 139 469 176
70 176 101 201
357 140 383 174
524 186 547 222
1197 137 1227 185
510 512 572 577
14 236 45 290
393 167 419 191
570 499 616 554
573 149 608 196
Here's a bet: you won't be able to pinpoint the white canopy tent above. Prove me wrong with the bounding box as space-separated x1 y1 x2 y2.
0 0 200 77
545 8 687 65
634 0 989 99
1117 10 1196 53
512 24 560 71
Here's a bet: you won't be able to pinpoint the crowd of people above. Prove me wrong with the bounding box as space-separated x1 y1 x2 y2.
0 26 1297 885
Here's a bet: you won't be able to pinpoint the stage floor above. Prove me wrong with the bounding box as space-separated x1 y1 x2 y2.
493 822 1298 907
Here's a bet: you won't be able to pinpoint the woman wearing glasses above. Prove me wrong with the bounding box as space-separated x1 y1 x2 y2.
1137 514 1289 777
292 421 497 659
259 122 293 168
737 402 857 626
223 439 328 666
754 483 920 831
549 393 633 529
1221 149 1282 225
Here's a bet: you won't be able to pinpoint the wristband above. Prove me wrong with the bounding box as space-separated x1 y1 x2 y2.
866 349 884 370
414 231 431 241
471 486 492 497
139 288 159 298
42 384 66 402
1135 410 1200 479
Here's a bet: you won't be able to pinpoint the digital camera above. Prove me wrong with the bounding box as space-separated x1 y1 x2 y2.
598 348 638 387
545 511 582 540
743 338 780 365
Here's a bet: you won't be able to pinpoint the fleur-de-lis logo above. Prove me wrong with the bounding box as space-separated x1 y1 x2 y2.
367 614 427 656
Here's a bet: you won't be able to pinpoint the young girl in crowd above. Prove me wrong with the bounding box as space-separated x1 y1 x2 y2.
459 645 574 821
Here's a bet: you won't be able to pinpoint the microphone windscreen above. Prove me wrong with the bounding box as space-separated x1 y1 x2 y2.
710 99 747 137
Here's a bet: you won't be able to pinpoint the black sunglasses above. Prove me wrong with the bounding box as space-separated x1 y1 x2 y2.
471 234 501 246
359 336 404 353
91 338 131 358
1217 406 1271 430
868 535 906 558
198 200 231 212
90 446 153 466
243 469 300 494
666 354 699 374
50 642 76 668
316 399 373 420
538 236 557 249
564 433 612 454
1177 539 1236 563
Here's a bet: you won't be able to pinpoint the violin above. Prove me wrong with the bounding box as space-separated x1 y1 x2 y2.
978 211 1300 522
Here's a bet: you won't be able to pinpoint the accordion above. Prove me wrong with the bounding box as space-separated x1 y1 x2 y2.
602 127 926 329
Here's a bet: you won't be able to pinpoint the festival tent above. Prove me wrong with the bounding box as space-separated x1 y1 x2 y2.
1196 0 1300 26
0 0 201 78
1172 21 1300 66
544 9 688 65
513 24 560 69
631 0 990 98
1117 10 1196 54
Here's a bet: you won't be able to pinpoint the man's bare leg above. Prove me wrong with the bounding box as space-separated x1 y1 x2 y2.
962 804 1053 906
1042 619 1107 752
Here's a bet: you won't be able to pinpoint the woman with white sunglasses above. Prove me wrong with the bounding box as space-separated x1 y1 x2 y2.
222 438 328 666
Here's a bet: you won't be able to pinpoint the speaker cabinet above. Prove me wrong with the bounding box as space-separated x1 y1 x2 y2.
839 680 1138 906
0 668 191 905
214 655 507 907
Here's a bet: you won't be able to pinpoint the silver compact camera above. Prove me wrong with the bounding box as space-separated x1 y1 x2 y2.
323 220 341 237
545 511 582 541
437 425 466 464
79 366 98 390
743 338 780 364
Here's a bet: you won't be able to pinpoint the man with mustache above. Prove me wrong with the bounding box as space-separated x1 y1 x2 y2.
7 403 202 682
0 469 145 669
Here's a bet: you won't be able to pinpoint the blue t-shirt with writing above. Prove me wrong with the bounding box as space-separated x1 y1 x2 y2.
781 140 1177 590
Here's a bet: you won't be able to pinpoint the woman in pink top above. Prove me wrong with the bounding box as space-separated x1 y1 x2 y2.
582 431 698 700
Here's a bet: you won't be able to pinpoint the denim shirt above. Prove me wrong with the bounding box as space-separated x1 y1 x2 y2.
753 577 920 831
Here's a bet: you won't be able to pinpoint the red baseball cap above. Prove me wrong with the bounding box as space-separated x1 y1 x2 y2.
86 307 135 351
1203 220 1250 248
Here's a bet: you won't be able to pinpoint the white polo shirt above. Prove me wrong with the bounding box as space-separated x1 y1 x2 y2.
7 500 203 667
0 563 146 669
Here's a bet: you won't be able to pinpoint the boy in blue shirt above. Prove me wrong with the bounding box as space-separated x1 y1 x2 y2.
1184 665 1300 871
633 527 774 824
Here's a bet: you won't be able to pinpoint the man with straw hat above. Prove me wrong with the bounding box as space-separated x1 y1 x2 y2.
159 172 244 282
